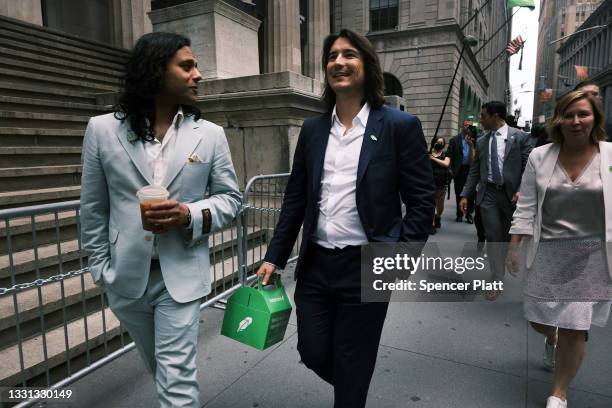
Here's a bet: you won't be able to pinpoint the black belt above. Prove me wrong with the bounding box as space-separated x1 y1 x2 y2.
486 182 505 191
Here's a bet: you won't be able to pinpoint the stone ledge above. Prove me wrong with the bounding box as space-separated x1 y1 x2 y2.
149 0 261 31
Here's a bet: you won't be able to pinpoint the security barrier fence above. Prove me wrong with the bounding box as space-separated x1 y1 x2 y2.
0 173 299 407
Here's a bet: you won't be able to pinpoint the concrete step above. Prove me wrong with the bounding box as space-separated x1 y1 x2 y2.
0 16 130 65
0 35 124 74
0 96 108 117
0 272 101 343
0 56 122 88
0 128 84 147
0 210 78 254
0 305 123 387
0 244 268 386
0 186 81 209
0 165 82 193
0 67 119 94
0 110 89 130
0 146 82 167
0 82 97 104
0 45 124 80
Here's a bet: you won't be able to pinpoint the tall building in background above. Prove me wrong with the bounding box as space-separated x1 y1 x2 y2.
533 0 603 122
332 0 512 138
557 0 611 121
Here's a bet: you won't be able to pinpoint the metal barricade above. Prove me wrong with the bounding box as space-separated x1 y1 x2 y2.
0 173 298 407
237 173 300 283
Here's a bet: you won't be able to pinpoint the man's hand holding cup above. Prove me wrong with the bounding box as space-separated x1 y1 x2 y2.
137 185 190 234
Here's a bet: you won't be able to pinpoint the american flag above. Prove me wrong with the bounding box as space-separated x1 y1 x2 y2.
505 35 525 56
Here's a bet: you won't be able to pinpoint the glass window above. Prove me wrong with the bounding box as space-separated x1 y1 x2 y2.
370 0 399 31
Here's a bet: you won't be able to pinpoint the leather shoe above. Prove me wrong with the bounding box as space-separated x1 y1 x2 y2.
484 289 501 301
465 214 474 224
455 215 463 222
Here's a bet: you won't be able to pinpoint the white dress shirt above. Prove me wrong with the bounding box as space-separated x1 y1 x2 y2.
312 103 370 249
487 124 508 183
143 107 188 257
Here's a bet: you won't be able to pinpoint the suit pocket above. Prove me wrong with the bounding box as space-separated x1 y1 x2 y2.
109 226 119 245
180 162 211 201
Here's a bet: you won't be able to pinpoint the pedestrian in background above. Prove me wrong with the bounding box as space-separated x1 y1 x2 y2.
447 118 475 223
430 136 451 232
460 101 532 300
507 90 612 408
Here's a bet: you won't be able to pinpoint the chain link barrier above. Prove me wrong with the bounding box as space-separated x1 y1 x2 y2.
0 268 88 297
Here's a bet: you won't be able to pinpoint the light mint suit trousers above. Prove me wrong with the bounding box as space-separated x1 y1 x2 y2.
105 261 201 408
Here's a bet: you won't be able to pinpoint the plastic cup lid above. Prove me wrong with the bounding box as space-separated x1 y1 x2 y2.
137 185 169 200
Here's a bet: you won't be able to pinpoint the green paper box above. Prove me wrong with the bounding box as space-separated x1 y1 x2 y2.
221 274 292 350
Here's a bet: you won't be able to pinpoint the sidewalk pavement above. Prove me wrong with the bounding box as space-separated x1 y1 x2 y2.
70 207 612 408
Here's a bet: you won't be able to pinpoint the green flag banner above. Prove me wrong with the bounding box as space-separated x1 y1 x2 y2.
507 0 535 9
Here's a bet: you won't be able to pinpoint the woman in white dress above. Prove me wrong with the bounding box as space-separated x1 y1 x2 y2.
506 90 612 408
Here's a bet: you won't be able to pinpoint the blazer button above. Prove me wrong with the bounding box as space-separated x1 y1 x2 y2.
144 235 153 241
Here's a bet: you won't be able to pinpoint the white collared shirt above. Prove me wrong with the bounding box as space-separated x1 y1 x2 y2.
144 106 184 186
487 124 508 183
142 107 185 258
312 103 370 249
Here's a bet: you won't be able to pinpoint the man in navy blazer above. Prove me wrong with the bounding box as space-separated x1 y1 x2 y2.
257 29 435 407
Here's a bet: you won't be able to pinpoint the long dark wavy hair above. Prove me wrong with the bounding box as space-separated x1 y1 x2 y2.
113 32 201 142
321 29 385 112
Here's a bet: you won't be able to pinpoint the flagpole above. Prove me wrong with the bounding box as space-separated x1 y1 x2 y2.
460 0 492 31
482 46 513 73
548 25 607 44
474 8 520 56
433 35 478 140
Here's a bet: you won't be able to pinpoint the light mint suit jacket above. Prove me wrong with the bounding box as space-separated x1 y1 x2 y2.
80 112 241 303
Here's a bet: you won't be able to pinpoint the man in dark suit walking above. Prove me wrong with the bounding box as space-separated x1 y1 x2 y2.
447 118 475 223
256 29 435 407
459 101 532 300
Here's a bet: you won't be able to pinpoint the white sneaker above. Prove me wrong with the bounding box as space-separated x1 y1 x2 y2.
546 396 567 408
543 337 556 370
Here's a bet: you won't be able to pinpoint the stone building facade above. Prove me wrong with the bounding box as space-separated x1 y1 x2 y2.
556 0 611 121
533 0 603 121
1 0 514 179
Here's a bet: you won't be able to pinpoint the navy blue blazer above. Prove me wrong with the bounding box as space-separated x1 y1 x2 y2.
264 105 436 277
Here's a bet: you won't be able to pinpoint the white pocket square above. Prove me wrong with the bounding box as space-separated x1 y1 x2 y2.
187 153 203 163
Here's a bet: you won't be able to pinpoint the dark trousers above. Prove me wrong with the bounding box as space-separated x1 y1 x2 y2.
454 165 474 217
295 242 389 408
479 186 514 279
474 205 485 242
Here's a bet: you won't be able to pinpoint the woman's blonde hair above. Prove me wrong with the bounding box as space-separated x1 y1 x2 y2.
548 90 606 144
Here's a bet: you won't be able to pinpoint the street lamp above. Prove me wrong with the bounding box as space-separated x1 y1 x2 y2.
433 35 478 140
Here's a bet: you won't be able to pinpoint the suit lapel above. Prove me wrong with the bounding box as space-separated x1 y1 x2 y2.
504 127 516 157
356 107 384 186
116 123 153 185
312 112 333 195
162 120 204 188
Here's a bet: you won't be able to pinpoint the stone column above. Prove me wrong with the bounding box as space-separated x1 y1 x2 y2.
0 0 43 25
111 0 152 49
304 0 330 82
265 0 301 73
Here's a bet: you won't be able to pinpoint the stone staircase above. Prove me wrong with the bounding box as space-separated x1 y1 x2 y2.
0 15 275 389
0 14 127 210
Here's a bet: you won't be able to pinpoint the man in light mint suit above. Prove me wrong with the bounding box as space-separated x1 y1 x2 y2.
80 32 241 407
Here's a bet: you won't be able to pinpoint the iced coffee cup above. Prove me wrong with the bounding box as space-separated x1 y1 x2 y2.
136 185 169 233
